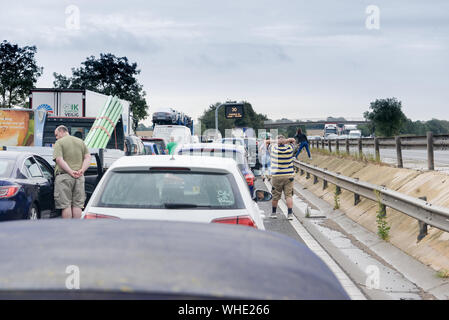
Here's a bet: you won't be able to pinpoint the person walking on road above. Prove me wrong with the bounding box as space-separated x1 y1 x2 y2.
267 135 296 220
294 128 311 159
53 125 91 219
166 136 178 155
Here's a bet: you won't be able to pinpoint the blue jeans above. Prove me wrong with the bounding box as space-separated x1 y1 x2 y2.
295 142 311 158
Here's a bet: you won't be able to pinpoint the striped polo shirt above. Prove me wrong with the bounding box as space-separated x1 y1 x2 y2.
269 144 295 176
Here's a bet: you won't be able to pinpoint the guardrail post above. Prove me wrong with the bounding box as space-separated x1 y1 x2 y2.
354 194 361 205
395 136 403 168
336 139 340 154
306 172 310 179
300 169 304 176
323 180 328 190
374 138 380 162
328 139 332 153
313 175 318 184
346 139 349 154
417 196 428 241
335 186 341 195
427 132 434 170
358 138 362 158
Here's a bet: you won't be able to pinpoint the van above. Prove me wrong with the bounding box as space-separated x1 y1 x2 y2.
152 125 192 146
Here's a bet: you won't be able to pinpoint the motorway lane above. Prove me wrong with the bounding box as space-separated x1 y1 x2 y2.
340 146 449 171
255 178 305 244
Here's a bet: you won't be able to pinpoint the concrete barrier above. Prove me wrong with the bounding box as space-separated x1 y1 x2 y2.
295 152 449 273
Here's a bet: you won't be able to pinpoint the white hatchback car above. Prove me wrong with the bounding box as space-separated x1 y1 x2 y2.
82 155 270 230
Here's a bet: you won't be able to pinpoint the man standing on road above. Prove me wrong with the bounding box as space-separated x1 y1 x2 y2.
166 136 178 155
267 135 296 220
53 125 91 219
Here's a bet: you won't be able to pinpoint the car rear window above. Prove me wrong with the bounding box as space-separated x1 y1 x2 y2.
0 159 15 178
93 171 245 209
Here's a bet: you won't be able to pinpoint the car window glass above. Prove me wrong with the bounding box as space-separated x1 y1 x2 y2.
35 157 53 180
24 158 43 178
94 171 244 209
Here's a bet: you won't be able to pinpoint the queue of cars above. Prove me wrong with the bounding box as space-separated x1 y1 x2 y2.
0 127 350 300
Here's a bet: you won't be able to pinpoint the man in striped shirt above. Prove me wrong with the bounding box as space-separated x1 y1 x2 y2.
267 135 296 220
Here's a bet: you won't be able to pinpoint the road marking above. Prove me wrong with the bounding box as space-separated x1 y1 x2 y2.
264 179 366 300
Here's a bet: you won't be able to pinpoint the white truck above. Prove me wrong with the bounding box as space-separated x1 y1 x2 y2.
342 124 358 135
30 88 133 139
324 124 338 137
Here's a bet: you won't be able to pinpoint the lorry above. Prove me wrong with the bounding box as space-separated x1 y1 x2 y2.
324 123 338 137
152 107 193 134
30 88 133 139
342 124 358 135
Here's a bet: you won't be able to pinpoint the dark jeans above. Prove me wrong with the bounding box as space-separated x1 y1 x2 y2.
296 142 311 158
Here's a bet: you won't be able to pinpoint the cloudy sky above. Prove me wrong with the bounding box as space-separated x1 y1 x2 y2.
1 0 448 126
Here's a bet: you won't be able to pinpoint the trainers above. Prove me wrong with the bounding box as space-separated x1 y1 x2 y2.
287 212 294 220
270 213 277 219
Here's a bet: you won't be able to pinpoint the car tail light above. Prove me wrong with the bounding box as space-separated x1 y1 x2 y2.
212 215 257 228
83 213 119 219
0 186 20 199
245 173 255 186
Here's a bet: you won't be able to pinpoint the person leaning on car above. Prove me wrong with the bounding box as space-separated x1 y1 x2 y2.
53 125 91 219
266 135 296 219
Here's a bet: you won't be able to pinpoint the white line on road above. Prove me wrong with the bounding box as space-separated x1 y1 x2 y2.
264 179 366 300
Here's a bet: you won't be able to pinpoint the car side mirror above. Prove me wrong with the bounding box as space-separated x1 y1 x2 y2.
252 189 272 202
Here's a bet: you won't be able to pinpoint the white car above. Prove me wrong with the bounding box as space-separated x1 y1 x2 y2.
82 155 270 230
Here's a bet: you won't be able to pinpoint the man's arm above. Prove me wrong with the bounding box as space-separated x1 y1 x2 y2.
55 157 77 178
78 153 91 175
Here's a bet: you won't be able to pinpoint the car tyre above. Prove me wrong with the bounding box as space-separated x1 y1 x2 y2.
27 203 40 220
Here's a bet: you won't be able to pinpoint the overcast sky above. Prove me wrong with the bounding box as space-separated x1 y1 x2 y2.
1 0 448 125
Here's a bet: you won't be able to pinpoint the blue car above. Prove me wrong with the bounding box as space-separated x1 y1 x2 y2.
0 151 59 221
143 141 166 155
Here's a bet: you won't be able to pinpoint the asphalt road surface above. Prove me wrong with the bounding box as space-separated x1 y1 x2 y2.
255 178 305 244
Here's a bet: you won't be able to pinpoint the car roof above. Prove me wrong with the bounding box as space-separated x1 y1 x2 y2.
177 143 245 152
0 219 349 299
0 151 35 159
109 155 239 171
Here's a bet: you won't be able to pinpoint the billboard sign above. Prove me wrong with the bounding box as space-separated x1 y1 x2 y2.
0 109 35 146
225 104 244 119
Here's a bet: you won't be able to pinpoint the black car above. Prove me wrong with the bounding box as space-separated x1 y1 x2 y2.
0 151 59 220
0 219 350 299
0 151 103 221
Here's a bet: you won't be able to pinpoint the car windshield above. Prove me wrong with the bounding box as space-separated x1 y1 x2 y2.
0 159 15 178
93 171 245 209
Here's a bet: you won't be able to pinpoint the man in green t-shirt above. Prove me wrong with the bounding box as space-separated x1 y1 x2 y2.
53 125 91 219
166 136 178 155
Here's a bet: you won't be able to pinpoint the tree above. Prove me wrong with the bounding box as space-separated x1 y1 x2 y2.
363 98 406 137
199 101 268 136
53 53 149 131
0 40 43 107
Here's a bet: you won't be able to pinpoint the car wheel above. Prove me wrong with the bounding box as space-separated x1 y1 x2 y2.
27 203 40 220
